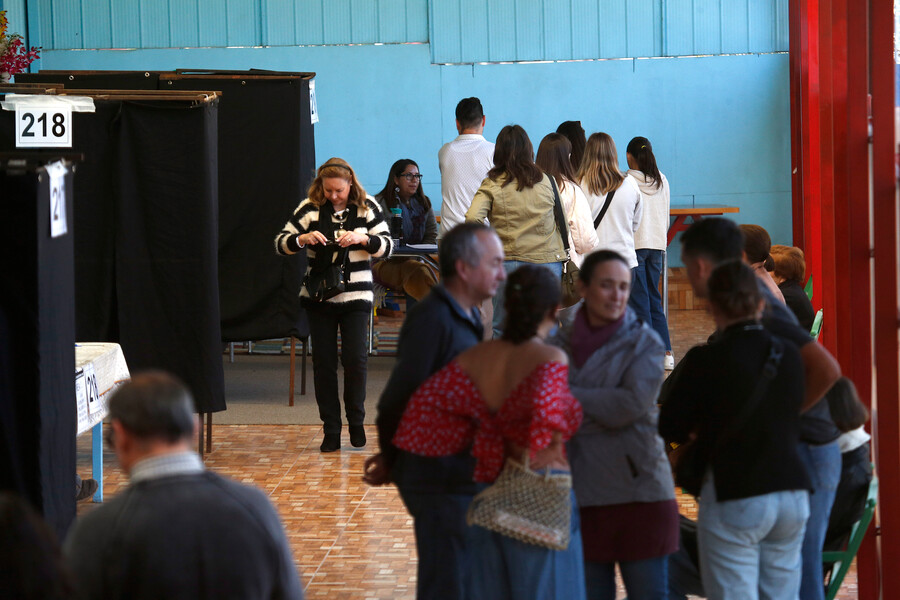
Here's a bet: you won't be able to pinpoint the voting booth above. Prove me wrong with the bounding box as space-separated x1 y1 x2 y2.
0 154 78 538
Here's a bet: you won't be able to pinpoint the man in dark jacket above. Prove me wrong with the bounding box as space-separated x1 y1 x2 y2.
64 372 303 600
668 217 841 600
364 222 505 600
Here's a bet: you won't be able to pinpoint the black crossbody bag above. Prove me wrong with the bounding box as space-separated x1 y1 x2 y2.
673 336 784 496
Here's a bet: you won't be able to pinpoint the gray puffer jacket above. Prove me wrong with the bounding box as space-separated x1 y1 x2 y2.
552 306 675 507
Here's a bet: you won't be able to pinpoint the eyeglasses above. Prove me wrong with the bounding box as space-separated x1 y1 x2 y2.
400 173 423 181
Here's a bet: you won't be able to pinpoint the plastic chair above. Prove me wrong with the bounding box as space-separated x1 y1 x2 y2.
810 309 824 340
822 477 878 600
805 275 814 300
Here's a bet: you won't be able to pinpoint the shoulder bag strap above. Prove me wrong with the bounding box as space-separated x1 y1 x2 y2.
593 186 617 230
712 336 784 455
548 176 571 255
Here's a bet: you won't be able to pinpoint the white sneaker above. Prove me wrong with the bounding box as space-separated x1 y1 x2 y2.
664 352 675 370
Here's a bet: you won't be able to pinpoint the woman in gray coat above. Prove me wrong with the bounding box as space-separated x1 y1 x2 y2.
552 250 678 600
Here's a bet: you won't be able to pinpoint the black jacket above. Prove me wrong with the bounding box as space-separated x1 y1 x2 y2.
376 284 483 493
659 322 812 501
779 279 816 332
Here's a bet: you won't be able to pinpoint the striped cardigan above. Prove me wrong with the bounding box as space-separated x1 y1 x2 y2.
275 197 393 309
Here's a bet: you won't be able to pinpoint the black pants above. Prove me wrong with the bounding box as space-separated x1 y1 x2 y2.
307 304 369 435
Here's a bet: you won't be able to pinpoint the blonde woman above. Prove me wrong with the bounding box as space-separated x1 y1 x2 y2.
577 133 643 270
275 158 393 452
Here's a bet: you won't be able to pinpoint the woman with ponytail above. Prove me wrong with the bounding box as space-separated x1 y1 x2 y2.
393 265 585 599
626 136 674 370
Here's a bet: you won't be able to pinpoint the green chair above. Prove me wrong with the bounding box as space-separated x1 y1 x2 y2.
805 275 814 300
822 476 878 600
810 309 823 340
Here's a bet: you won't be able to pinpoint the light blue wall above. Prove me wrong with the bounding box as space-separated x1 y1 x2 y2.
37 43 792 265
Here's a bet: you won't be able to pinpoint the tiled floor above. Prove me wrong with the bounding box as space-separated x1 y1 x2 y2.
76 309 858 599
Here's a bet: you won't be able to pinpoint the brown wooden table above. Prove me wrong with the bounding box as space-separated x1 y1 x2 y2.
668 205 740 245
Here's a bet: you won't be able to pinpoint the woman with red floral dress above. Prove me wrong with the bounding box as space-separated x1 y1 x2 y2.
393 265 585 599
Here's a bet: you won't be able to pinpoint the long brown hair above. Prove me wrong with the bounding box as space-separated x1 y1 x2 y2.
535 133 577 190
376 158 431 211
487 125 544 191
577 132 624 196
307 157 368 208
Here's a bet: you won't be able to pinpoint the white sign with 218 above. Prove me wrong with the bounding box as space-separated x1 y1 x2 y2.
16 105 72 148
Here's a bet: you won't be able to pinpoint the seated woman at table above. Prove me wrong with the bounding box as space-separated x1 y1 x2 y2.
770 244 816 332
739 224 785 305
373 159 439 302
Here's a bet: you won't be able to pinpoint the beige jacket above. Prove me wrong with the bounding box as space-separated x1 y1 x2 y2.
465 173 566 264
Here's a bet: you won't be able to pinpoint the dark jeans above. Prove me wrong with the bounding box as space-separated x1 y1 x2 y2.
798 440 841 600
628 249 672 351
396 486 473 600
307 304 369 435
586 554 668 600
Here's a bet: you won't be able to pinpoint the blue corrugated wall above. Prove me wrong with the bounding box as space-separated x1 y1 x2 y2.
30 0 786 59
4 1 794 264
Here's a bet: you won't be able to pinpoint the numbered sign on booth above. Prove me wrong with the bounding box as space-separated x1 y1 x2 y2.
15 105 72 148
47 161 69 238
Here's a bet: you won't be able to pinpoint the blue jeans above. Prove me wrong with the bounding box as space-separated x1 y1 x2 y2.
585 555 668 600
468 488 586 600
698 476 809 600
628 249 671 351
798 441 841 600
396 488 474 600
492 260 563 338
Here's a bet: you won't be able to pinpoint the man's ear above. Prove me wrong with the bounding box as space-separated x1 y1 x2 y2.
455 258 470 283
698 257 715 281
575 277 586 299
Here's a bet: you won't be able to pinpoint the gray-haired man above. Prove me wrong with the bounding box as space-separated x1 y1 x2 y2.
64 372 303 600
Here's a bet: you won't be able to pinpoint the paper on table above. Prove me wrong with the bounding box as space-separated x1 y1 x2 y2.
405 244 438 251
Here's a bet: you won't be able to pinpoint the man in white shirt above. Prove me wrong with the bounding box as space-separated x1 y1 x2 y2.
438 97 494 237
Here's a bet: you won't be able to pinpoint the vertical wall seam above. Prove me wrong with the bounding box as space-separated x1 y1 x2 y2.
457 0 462 65
745 0 751 50
661 0 667 55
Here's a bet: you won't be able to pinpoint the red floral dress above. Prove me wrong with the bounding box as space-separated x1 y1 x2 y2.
392 360 583 483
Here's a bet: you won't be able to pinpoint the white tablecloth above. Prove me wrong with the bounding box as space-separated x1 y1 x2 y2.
75 343 130 436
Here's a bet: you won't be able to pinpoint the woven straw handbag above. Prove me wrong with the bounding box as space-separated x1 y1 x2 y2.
466 455 572 550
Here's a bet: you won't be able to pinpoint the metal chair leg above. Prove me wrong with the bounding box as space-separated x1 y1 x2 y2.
206 412 212 453
301 336 307 395
289 336 295 406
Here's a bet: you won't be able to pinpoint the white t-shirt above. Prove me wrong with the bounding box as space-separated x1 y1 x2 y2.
438 134 494 236
581 173 643 268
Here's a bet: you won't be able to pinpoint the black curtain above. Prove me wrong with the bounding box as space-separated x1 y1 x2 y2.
0 98 225 413
16 70 315 343
166 75 313 341
0 161 77 540
112 100 225 413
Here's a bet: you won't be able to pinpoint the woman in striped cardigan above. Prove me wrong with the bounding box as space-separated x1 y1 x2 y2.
276 158 393 452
